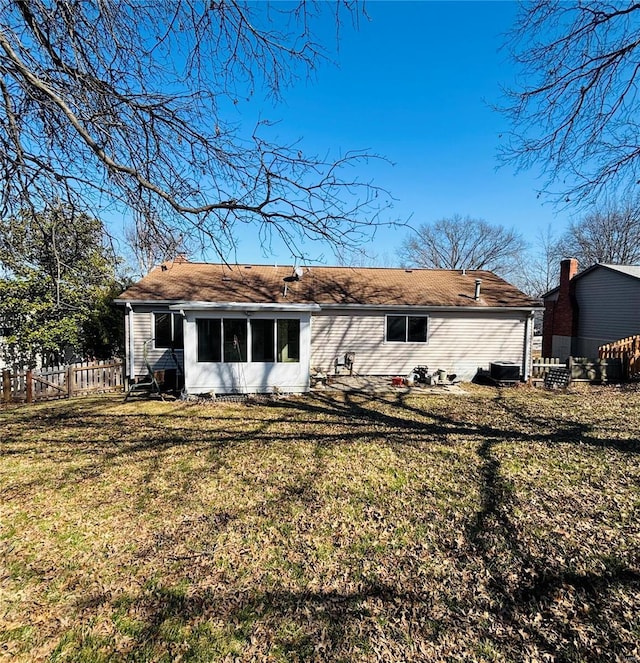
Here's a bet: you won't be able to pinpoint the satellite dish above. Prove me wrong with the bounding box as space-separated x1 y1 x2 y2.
284 266 304 283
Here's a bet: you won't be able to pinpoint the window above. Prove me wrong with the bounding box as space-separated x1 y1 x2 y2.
223 319 247 362
277 319 300 362
386 316 406 342
195 317 300 363
154 312 184 349
251 319 275 362
408 316 428 342
197 318 221 362
386 315 428 343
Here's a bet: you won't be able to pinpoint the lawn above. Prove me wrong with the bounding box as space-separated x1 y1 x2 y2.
1 384 639 662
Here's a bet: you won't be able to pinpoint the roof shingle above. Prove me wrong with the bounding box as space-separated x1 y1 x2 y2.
118 261 540 309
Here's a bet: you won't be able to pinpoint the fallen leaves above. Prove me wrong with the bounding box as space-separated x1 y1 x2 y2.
1 386 639 661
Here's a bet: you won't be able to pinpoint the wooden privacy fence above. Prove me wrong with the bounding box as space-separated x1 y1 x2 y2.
599 335 640 380
531 356 623 385
531 357 563 382
2 359 124 403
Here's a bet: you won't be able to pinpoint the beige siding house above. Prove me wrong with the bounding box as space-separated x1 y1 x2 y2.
116 259 541 394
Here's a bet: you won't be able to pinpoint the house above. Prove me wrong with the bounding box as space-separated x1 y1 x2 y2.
115 259 541 394
542 258 640 361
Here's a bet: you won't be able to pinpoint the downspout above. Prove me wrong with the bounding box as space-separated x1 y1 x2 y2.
523 310 535 381
126 303 135 381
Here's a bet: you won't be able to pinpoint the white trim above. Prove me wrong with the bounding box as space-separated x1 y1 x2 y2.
169 302 321 313
523 312 534 381
319 304 543 313
116 299 543 314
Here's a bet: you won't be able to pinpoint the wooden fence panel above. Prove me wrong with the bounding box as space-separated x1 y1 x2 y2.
1 359 124 403
531 357 562 382
72 360 124 395
531 356 624 384
599 335 640 380
31 367 67 401
568 357 623 382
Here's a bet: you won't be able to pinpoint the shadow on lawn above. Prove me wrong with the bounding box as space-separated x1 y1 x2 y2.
460 392 640 661
5 390 640 660
261 390 640 660
463 431 640 661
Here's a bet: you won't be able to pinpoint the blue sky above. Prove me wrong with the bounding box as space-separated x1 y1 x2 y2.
220 0 570 267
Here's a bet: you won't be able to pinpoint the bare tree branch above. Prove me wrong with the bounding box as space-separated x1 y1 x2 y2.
0 0 391 259
563 197 640 264
501 1 640 207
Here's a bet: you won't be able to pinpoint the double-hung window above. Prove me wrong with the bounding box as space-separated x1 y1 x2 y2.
154 312 184 349
386 315 428 343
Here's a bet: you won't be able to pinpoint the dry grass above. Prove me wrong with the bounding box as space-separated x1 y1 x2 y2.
1 384 639 662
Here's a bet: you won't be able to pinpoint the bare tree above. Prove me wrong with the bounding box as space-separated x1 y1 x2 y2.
562 200 640 265
502 2 640 207
123 189 190 276
512 224 563 297
398 215 526 278
0 1 390 259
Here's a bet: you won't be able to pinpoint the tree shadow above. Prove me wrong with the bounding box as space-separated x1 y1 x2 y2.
461 393 640 661
4 389 640 660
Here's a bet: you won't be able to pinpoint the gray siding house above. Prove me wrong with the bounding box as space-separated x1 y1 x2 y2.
116 259 541 394
543 260 640 360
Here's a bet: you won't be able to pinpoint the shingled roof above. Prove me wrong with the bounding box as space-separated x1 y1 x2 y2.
117 260 540 309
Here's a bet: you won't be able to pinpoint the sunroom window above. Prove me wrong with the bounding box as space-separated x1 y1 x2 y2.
277 319 300 362
197 318 221 362
195 317 300 363
223 319 247 362
251 319 275 362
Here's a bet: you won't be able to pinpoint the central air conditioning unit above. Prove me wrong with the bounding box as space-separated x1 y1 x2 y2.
489 361 520 382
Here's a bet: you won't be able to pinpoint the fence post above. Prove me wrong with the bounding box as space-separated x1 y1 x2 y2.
26 369 33 403
2 369 10 403
66 365 74 399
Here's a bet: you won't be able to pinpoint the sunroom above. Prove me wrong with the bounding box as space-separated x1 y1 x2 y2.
172 302 320 394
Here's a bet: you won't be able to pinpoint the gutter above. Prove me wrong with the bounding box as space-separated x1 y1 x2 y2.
116 300 542 314
167 302 322 313
126 302 134 379
315 304 544 313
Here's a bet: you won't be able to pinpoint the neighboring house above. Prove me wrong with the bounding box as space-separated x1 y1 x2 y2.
115 259 541 394
542 259 640 361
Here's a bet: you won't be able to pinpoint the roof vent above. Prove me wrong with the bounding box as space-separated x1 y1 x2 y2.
244 265 252 269
405 269 413 273
474 279 482 301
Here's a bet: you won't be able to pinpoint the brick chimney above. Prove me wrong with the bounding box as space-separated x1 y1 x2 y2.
542 258 579 359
